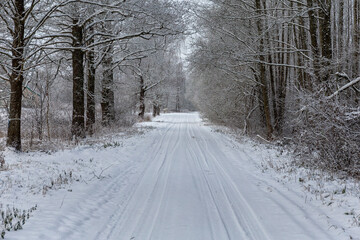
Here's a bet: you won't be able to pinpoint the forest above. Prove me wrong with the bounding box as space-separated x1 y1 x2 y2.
1 0 360 175
0 0 188 151
1 0 360 239
188 0 360 176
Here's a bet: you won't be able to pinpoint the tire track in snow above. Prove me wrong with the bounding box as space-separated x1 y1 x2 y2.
59 121 177 240
132 121 183 239
197 123 337 240
184 122 234 240
187 121 269 240
100 120 183 240
16 113 344 240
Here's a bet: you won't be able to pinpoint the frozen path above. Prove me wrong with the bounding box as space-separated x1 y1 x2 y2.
9 113 340 240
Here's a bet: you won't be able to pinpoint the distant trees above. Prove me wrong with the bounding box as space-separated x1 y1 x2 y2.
189 0 360 175
131 41 187 119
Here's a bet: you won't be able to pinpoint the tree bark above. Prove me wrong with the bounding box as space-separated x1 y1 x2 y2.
156 105 160 116
152 97 160 117
263 0 277 131
101 45 115 126
255 0 273 139
138 76 145 118
7 0 25 151
175 85 180 112
46 75 51 141
319 0 332 60
296 1 311 90
307 0 321 83
71 17 85 139
354 0 360 77
318 0 332 83
338 1 344 71
86 25 96 135
276 24 290 135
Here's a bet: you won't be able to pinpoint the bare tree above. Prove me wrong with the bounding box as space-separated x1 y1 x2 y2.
0 0 73 150
188 0 360 175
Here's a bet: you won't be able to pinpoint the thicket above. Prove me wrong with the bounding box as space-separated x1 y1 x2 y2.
188 0 360 176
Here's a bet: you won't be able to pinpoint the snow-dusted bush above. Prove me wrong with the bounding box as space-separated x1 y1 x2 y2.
293 91 360 176
42 171 74 195
1 205 37 239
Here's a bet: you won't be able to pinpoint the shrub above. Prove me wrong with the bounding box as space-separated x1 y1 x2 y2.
293 92 360 177
0 205 37 239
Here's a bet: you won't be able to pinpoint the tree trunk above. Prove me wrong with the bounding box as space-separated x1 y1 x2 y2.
138 76 145 118
37 99 44 141
71 17 85 139
101 45 115 126
86 25 96 135
7 0 25 151
319 0 332 60
153 103 157 117
354 0 360 77
307 0 321 83
338 1 344 71
255 0 273 139
263 1 277 130
319 0 332 82
175 85 180 112
156 105 160 116
276 24 290 135
152 98 161 117
296 1 311 90
46 75 51 141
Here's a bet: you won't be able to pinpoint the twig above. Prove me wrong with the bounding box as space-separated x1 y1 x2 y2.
88 164 113 181
60 193 67 209
256 134 271 143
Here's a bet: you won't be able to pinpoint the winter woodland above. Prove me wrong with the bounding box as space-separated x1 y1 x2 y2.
188 0 360 176
1 0 360 239
0 0 188 151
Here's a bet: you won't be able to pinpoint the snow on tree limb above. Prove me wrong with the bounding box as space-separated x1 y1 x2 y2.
327 74 360 99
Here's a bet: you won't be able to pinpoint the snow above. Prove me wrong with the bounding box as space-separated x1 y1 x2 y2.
1 112 360 239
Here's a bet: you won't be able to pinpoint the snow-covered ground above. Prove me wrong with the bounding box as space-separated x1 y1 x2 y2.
1 112 359 239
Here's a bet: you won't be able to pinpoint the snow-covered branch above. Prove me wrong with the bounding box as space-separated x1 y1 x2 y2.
327 75 360 99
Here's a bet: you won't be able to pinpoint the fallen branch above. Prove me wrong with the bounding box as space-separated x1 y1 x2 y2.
256 134 271 143
328 74 360 99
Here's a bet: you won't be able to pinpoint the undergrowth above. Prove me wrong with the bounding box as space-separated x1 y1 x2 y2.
0 205 37 239
42 170 75 195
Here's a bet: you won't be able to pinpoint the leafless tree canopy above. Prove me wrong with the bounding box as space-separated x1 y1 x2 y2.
1 0 359 176
0 0 188 150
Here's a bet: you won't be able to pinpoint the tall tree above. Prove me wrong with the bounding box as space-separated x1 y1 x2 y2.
86 22 96 135
101 44 116 125
255 0 273 138
71 7 86 138
0 0 69 150
6 0 26 150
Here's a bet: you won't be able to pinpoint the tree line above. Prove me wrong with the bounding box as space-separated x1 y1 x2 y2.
188 0 360 175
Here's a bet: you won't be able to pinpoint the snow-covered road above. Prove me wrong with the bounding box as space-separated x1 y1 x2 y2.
8 113 343 239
